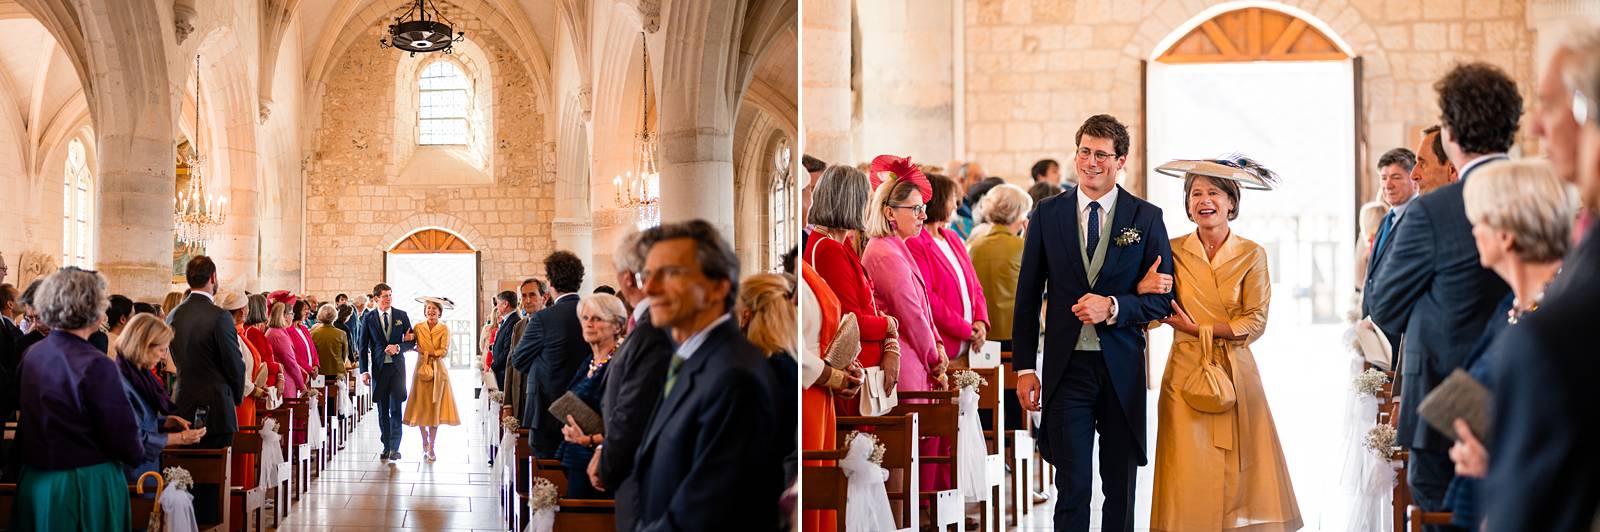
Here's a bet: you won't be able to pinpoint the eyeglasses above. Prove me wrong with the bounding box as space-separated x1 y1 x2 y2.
636 265 695 285
885 203 927 215
579 314 611 324
1076 147 1116 163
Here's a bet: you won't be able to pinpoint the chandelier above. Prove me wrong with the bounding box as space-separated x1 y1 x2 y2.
174 55 228 251
380 0 465 56
612 33 661 229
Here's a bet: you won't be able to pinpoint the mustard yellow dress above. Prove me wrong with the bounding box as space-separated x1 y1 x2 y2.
403 321 461 427
1150 233 1301 532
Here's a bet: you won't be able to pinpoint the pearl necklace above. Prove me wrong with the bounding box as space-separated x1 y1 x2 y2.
1508 268 1560 325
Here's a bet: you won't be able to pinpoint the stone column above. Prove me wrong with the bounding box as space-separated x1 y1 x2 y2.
657 4 738 239
802 0 851 164
97 132 177 301
855 0 955 166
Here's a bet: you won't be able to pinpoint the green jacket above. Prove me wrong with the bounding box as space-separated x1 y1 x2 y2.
967 224 1026 341
310 324 349 377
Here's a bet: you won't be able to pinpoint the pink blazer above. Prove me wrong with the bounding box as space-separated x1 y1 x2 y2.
907 226 991 357
861 235 939 392
290 324 318 374
267 328 305 398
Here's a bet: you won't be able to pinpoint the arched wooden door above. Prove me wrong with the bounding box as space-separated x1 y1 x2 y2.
383 228 481 368
1155 7 1348 64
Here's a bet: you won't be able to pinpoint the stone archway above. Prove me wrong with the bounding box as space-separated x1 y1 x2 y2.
383 227 481 367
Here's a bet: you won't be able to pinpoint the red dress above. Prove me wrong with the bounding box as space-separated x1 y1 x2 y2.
245 326 280 388
804 231 890 416
233 326 264 489
801 263 840 532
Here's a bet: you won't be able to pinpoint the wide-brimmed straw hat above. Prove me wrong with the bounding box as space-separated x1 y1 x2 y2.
1155 153 1280 191
216 290 248 312
415 296 456 310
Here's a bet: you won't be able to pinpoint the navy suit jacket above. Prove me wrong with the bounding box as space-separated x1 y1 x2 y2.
1370 159 1510 451
1485 217 1600 531
489 311 521 389
360 308 414 400
1011 184 1174 461
632 318 782 532
510 294 588 434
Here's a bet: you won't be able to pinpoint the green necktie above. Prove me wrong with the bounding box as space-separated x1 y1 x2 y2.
662 356 685 398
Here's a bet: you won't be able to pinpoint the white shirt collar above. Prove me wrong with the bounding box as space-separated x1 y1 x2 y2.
1076 185 1119 217
674 313 733 363
1390 192 1420 218
1458 153 1507 180
630 299 652 323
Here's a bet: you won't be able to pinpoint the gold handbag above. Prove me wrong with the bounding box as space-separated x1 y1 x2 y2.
416 357 435 381
1180 327 1236 413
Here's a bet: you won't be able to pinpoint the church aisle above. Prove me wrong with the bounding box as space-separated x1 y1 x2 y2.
275 368 501 531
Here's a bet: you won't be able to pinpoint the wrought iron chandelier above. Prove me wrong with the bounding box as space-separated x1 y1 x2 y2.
612 33 661 229
380 0 465 56
174 55 228 251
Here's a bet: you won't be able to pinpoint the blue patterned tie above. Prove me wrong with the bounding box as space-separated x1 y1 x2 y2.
1086 201 1102 261
662 356 685 399
1372 210 1396 260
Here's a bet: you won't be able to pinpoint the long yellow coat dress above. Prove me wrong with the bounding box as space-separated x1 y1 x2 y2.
403 321 461 427
1150 233 1301 531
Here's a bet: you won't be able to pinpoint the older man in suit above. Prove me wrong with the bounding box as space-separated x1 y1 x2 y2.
1370 62 1519 520
630 220 782 532
166 256 245 524
361 283 415 461
1360 147 1419 365
488 290 521 390
511 251 590 457
504 278 547 418
588 231 672 531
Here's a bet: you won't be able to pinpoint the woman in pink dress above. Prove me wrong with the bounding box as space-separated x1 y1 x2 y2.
290 299 320 379
906 173 991 361
858 155 950 494
266 301 305 399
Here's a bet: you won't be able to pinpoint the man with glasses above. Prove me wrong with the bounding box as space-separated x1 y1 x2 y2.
361 283 415 461
511 251 589 457
630 219 782 531
1013 114 1175 532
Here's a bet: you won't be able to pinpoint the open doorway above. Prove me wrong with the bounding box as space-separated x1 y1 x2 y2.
1140 4 1359 529
385 228 480 369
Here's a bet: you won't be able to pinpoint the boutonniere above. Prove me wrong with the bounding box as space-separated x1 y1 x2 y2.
394 319 402 326
1113 227 1142 247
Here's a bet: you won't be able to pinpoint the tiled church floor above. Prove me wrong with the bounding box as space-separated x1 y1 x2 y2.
273 368 504 531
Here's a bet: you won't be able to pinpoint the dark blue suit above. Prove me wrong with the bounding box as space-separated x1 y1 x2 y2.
631 318 783 532
1486 217 1600 531
489 311 521 389
1012 185 1173 532
510 293 588 457
361 307 414 454
1370 157 1510 511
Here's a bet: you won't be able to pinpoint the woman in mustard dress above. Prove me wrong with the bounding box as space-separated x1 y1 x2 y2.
1145 166 1301 531
403 297 461 461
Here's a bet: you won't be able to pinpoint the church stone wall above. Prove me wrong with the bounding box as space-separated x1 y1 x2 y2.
304 18 554 317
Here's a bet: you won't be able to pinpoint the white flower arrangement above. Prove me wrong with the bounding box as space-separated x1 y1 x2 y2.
162 466 194 491
1364 424 1397 460
1352 368 1390 397
502 415 521 432
845 431 886 466
491 391 506 404
1113 227 1143 247
530 477 560 510
950 369 987 392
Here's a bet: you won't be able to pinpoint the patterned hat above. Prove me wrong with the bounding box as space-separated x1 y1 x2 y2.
415 296 455 310
868 154 933 201
1155 153 1281 191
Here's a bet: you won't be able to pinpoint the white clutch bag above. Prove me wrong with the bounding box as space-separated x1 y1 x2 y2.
1356 317 1393 370
859 366 898 416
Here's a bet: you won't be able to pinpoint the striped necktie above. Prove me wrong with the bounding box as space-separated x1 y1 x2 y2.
662 356 685 398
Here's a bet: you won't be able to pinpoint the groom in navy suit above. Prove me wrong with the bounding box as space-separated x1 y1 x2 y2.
361 282 415 461
1013 114 1175 532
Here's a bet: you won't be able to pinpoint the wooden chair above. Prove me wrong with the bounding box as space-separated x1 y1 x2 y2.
0 482 14 527
971 367 1007 532
161 448 234 532
800 449 848 531
1000 351 1041 525
893 390 964 532
262 407 295 517
228 429 270 532
282 397 314 498
838 413 921 532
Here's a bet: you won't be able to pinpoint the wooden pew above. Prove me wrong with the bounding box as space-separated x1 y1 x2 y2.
282 397 314 498
162 448 234 532
972 367 1007 532
529 457 617 531
229 430 270 532
261 407 295 518
1000 350 1039 524
0 482 16 527
893 389 962 531
800 449 848 531
837 413 920 532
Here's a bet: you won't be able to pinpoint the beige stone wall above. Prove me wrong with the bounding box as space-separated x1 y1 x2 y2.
303 17 553 305
961 0 1537 196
